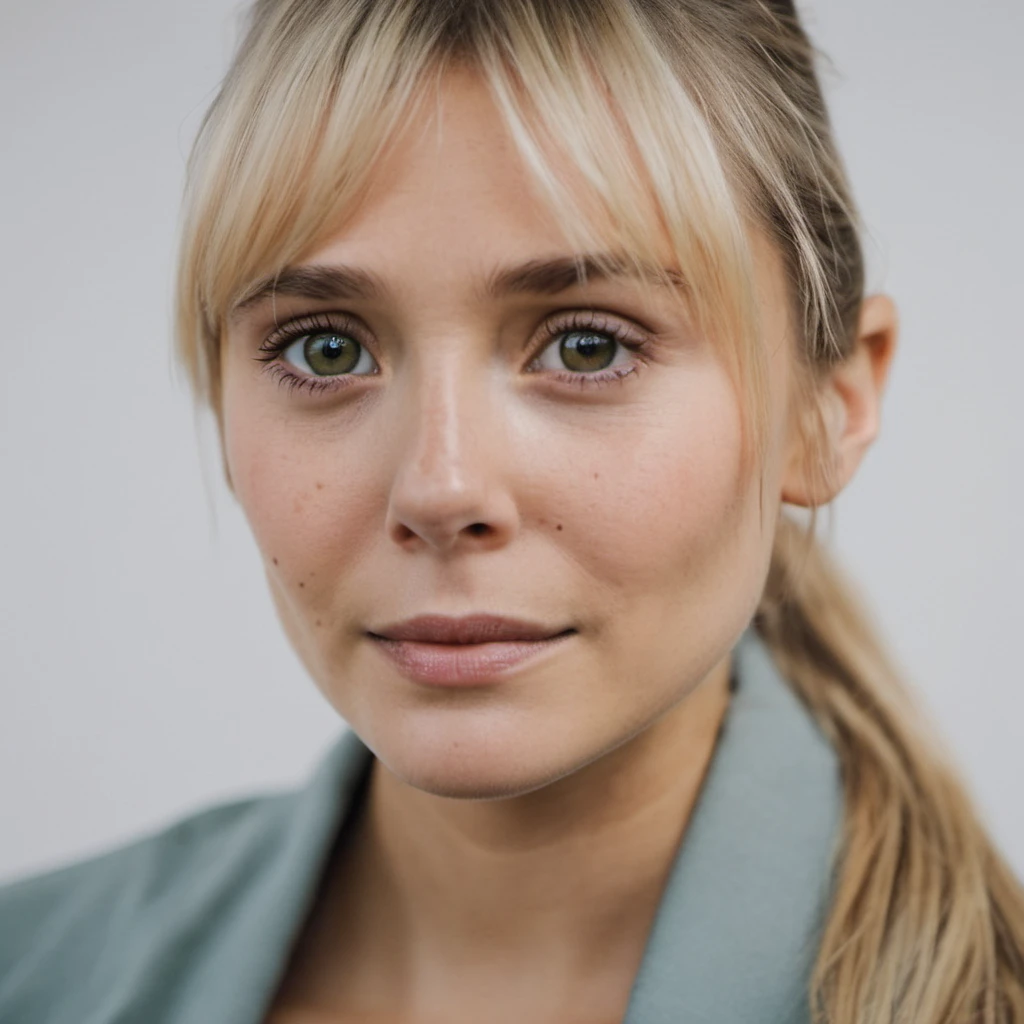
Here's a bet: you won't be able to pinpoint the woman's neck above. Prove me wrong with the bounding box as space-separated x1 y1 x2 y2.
279 653 732 1022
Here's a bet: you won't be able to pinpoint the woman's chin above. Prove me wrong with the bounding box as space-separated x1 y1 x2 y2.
364 716 593 801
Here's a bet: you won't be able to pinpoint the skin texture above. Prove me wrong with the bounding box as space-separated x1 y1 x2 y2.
222 67 898 1023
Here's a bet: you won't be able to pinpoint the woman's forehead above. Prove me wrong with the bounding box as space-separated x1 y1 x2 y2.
238 68 785 323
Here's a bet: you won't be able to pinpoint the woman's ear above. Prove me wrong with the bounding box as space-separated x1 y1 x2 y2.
782 294 899 507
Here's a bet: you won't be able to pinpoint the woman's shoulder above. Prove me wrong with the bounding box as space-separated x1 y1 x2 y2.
0 789 292 1019
0 785 294 919
0 731 371 1024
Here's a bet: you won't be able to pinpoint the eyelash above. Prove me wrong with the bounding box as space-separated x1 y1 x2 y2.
253 310 653 396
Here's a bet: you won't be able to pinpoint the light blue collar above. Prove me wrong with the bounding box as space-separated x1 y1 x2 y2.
181 625 841 1023
622 625 842 1023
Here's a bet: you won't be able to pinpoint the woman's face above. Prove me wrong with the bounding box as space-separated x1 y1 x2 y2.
221 68 802 798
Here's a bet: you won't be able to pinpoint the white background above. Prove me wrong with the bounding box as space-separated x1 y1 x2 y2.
1 0 1021 884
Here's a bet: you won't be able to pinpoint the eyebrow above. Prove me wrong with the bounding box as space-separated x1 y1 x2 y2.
228 253 684 322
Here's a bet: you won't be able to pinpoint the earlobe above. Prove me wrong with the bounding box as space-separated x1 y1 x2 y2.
779 399 842 509
781 294 899 509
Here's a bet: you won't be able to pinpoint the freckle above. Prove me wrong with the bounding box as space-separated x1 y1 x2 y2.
272 558 279 566
556 524 564 531
299 582 305 588
316 482 324 491
316 620 323 628
594 473 600 480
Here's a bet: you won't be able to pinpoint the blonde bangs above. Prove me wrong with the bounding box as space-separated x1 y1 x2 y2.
175 0 770 477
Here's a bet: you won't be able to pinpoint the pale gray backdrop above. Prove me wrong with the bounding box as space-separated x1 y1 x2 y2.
1 0 1021 884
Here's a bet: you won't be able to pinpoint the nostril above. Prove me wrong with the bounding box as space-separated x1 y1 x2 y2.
468 523 489 536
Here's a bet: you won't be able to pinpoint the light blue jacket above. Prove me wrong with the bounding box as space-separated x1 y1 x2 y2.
0 625 842 1023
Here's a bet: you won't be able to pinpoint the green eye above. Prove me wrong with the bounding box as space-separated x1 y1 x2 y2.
300 332 361 376
272 328 375 379
558 332 616 372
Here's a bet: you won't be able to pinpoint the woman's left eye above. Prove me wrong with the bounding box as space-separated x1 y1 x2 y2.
528 311 650 389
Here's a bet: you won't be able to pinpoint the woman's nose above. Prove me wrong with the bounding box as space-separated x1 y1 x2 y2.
383 358 519 554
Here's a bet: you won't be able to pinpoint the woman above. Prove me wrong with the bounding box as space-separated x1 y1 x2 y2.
2 0 1022 1021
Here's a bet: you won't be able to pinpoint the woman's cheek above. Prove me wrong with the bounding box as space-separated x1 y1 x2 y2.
224 404 321 573
618 384 744 556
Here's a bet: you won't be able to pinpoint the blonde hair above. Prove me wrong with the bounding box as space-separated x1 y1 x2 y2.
174 0 1024 1019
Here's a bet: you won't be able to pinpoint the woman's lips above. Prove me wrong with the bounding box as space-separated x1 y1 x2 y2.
370 632 575 686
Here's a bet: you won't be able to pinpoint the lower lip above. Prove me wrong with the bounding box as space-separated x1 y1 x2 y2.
369 632 575 686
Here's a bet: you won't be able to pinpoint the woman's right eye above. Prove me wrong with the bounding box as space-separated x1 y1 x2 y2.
280 331 379 378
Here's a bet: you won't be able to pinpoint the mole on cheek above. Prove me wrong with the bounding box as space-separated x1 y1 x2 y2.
557 524 564 531
272 558 279 566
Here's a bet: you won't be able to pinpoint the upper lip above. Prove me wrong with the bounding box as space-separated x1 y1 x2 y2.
369 614 572 644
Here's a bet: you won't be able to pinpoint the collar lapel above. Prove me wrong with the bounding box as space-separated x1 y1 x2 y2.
622 625 843 1024
216 625 840 1024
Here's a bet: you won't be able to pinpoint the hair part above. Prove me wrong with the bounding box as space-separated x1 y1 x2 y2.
174 1 1024 1019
